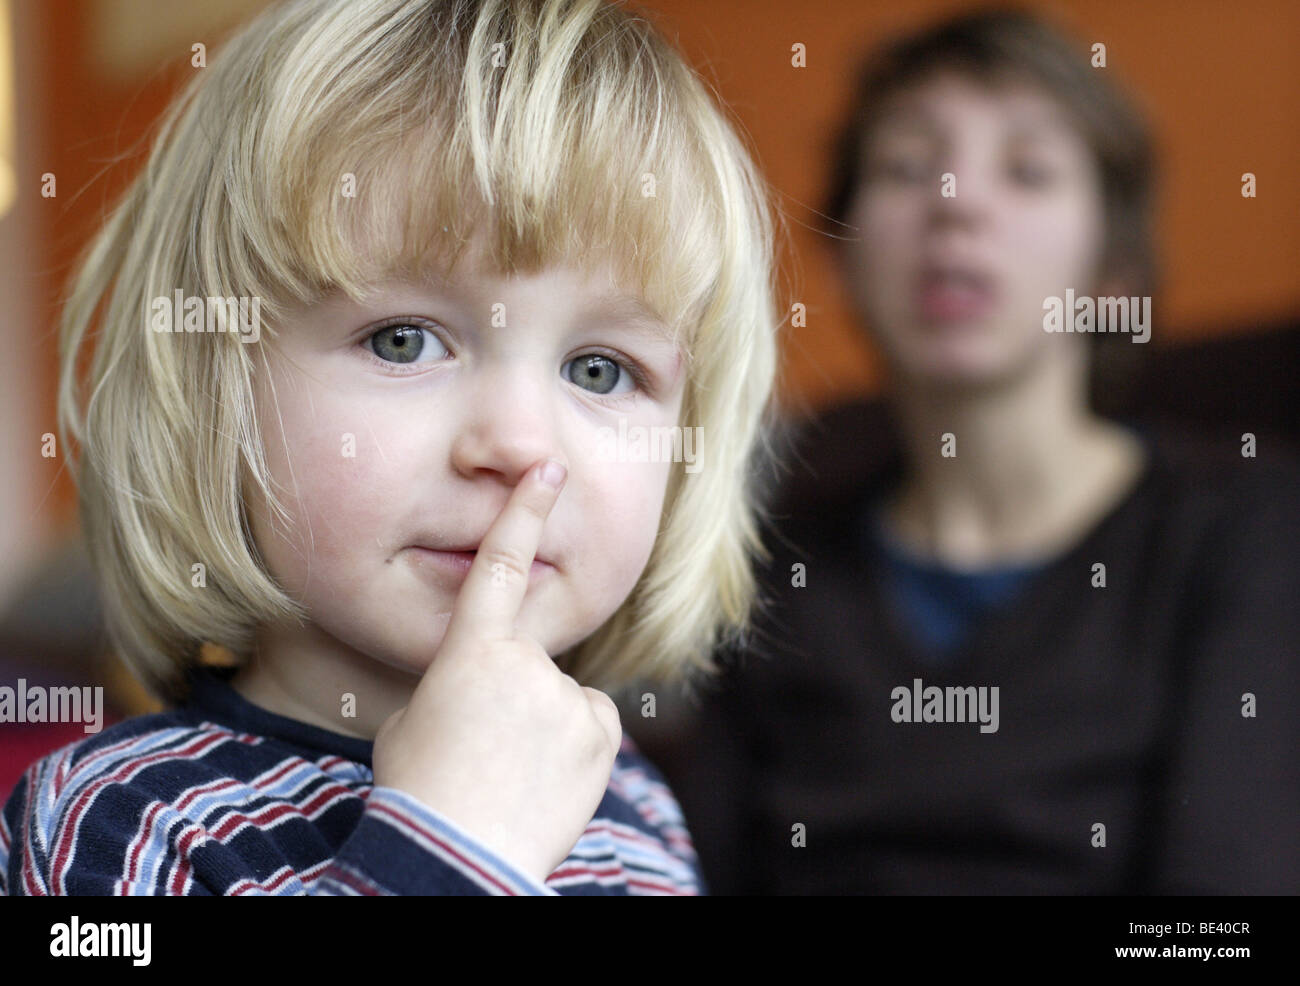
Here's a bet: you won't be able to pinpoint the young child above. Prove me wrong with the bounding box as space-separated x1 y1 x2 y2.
1 0 779 895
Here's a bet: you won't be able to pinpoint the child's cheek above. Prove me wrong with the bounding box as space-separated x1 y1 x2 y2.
252 385 411 592
551 458 671 642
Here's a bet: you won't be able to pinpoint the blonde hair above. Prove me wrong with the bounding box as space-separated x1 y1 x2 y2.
58 0 784 704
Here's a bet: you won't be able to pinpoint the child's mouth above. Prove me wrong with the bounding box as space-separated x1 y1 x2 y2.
405 546 554 582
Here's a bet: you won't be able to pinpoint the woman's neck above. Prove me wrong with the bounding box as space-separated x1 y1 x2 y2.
883 352 1146 568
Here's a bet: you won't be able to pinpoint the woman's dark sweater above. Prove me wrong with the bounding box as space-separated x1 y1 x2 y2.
665 404 1300 894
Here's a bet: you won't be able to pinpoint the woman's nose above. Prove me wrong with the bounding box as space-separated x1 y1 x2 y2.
926 152 996 234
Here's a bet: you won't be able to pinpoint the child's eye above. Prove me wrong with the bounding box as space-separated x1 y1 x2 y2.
365 323 448 365
362 324 650 400
564 353 642 399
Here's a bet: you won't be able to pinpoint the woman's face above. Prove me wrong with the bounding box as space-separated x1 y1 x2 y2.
244 233 687 677
840 70 1106 389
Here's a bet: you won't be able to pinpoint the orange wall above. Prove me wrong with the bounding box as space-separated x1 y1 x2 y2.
30 0 1300 523
647 0 1300 407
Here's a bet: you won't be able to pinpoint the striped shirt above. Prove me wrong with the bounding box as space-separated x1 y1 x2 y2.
0 667 703 895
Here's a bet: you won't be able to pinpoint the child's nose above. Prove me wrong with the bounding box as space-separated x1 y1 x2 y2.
447 365 566 487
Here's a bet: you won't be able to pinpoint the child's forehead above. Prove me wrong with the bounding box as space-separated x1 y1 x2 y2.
317 166 695 350
356 260 666 321
351 222 655 304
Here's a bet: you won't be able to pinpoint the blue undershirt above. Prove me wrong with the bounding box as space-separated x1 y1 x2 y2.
859 505 1047 661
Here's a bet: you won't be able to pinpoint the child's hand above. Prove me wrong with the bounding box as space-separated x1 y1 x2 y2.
371 459 622 884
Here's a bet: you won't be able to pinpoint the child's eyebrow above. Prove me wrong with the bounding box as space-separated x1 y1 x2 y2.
354 277 673 338
578 293 677 346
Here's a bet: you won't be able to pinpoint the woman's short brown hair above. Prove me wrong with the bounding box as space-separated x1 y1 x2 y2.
822 6 1158 303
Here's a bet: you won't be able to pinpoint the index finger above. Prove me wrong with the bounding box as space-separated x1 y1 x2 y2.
442 458 567 646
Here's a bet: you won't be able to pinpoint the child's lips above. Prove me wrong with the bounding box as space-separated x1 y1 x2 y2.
406 546 555 582
409 538 556 567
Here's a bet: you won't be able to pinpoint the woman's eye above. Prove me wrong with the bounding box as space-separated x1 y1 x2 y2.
868 137 935 184
1008 160 1055 187
874 155 930 183
564 354 635 397
367 324 446 365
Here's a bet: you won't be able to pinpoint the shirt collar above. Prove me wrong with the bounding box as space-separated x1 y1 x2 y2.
178 665 375 768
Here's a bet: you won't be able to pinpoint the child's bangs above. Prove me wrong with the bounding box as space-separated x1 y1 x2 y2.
218 4 726 360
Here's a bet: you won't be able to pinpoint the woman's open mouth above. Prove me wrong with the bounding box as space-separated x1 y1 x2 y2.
915 266 997 322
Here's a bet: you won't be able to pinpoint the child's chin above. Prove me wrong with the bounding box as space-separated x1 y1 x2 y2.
355 627 448 679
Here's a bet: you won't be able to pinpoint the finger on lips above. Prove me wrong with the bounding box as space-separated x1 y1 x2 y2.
443 458 567 647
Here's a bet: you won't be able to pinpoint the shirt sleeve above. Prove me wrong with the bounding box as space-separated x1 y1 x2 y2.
0 774 16 895
1146 457 1300 893
603 738 707 895
0 752 556 896
315 786 557 895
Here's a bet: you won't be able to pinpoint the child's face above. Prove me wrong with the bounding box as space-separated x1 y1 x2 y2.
840 70 1106 386
245 235 687 677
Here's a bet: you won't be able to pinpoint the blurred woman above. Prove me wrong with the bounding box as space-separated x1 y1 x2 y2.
671 9 1300 894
